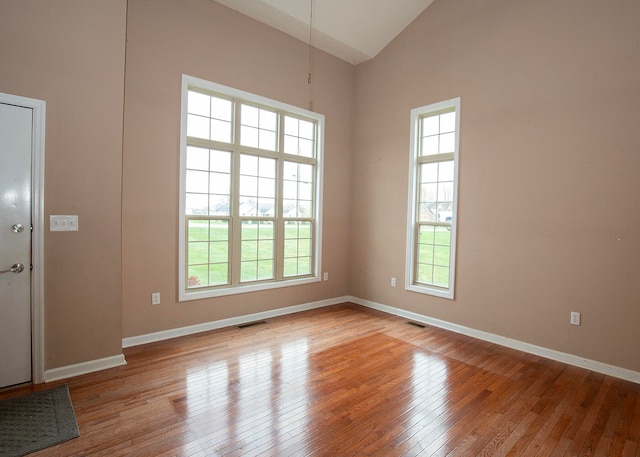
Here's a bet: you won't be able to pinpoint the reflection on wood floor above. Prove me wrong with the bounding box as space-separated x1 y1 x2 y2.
2 303 639 456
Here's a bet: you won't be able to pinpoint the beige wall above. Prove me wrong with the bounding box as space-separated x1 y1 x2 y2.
352 0 640 371
0 0 126 368
121 0 353 337
2 0 638 375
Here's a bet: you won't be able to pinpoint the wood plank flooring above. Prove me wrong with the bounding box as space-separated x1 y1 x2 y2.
2 303 639 456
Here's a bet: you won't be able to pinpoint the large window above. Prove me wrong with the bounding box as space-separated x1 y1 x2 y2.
406 98 460 299
179 75 324 300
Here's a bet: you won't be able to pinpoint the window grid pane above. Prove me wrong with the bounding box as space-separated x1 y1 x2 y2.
284 221 312 277
240 220 274 282
187 91 232 143
187 219 229 288
284 115 315 157
416 224 451 288
283 161 314 218
185 147 231 216
239 154 276 217
420 111 456 157
240 104 278 151
418 160 454 224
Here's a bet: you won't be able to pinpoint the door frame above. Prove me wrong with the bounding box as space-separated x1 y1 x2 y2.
0 92 46 384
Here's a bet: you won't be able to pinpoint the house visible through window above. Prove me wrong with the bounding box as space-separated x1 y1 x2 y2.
179 75 324 300
406 98 460 299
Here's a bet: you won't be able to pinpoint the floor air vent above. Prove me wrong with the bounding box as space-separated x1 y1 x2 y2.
236 320 267 329
406 321 426 328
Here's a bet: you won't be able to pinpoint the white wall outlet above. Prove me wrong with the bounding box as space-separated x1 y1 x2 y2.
391 277 397 287
50 215 79 231
323 272 328 281
151 292 161 305
570 311 581 326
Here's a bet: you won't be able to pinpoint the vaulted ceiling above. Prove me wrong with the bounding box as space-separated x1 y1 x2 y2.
214 0 435 65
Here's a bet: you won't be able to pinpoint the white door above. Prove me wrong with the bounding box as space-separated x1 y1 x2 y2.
0 102 33 388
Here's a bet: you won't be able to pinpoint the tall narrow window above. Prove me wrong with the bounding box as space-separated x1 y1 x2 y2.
406 98 460 299
180 75 324 300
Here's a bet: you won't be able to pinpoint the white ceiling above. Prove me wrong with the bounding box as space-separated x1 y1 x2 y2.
214 0 435 65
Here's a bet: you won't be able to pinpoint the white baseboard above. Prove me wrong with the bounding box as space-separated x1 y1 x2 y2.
122 296 351 348
349 296 640 385
44 354 127 383
52 295 638 386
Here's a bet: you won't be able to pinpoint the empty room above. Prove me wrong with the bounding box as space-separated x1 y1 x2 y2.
0 0 639 455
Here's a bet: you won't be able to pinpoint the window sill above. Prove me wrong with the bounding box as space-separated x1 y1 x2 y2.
406 283 454 300
179 275 321 301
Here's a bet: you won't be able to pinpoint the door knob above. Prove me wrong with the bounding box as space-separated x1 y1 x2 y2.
0 263 25 274
11 224 24 233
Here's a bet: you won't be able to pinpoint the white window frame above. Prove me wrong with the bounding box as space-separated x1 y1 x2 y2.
405 97 460 299
179 75 324 300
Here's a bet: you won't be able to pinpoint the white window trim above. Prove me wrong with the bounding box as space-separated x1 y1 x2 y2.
405 97 460 299
179 74 324 301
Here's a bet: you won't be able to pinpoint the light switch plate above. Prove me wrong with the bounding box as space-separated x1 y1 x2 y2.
50 215 79 231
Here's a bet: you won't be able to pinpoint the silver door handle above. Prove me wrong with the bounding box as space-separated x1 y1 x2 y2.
0 263 25 274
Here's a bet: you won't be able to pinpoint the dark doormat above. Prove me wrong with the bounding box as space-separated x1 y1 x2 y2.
0 384 79 457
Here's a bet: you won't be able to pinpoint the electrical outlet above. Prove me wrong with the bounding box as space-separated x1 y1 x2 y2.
570 311 581 326
323 272 328 281
391 277 396 287
151 292 161 305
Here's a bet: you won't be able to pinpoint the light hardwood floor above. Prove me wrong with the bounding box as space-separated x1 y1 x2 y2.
2 303 639 456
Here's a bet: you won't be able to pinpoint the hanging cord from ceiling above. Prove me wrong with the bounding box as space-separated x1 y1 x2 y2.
307 0 314 111
307 0 314 85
